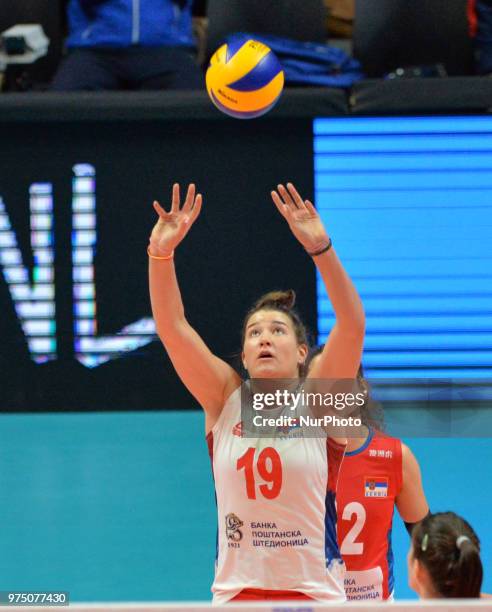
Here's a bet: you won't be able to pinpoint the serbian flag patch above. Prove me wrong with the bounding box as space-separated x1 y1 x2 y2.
365 476 388 497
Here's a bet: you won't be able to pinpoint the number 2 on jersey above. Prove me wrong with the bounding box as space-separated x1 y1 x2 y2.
340 501 366 555
237 447 282 500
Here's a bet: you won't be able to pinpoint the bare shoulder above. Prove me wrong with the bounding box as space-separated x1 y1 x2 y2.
401 443 426 483
401 443 420 469
204 374 243 433
396 442 429 522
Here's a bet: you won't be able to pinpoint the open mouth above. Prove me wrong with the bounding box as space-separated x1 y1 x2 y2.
258 351 274 360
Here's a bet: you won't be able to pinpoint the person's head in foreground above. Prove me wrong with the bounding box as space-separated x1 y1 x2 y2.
408 511 483 598
241 290 308 379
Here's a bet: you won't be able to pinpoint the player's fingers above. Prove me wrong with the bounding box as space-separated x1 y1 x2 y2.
282 204 295 224
278 183 297 209
171 183 180 213
183 183 196 212
153 200 168 219
286 183 305 208
271 191 289 218
189 194 202 223
304 200 318 217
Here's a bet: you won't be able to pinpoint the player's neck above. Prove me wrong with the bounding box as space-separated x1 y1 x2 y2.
346 425 370 452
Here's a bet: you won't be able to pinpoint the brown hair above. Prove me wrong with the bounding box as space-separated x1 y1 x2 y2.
241 290 309 373
412 512 483 598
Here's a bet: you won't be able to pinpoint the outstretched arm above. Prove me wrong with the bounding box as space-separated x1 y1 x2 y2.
271 183 365 379
396 443 430 526
149 184 240 428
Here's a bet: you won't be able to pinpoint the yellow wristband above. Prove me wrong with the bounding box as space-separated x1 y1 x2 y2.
147 246 174 260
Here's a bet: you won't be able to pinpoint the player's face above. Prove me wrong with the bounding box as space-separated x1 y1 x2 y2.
242 310 307 379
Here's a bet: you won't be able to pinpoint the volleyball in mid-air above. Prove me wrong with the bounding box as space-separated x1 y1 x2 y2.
206 37 284 119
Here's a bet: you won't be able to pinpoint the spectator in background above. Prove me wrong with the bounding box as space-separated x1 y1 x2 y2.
51 0 203 91
469 0 492 74
324 0 354 38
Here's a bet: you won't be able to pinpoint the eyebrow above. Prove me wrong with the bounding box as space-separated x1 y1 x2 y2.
246 320 289 330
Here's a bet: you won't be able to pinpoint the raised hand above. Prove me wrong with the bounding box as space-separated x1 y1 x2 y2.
271 183 329 254
149 183 202 257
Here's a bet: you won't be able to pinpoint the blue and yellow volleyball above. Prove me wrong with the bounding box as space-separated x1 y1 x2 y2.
206 38 284 119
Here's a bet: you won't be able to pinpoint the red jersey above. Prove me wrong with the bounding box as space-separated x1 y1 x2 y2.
336 429 403 601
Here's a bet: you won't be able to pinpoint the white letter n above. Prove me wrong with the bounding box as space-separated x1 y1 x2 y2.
72 164 156 368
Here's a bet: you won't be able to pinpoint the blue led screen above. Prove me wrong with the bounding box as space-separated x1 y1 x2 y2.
314 116 492 379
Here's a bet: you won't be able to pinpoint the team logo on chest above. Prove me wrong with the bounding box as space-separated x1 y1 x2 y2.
225 513 243 547
369 448 393 459
364 476 388 497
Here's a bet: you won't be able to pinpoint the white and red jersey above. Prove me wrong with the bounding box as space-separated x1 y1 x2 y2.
206 386 346 604
336 429 403 601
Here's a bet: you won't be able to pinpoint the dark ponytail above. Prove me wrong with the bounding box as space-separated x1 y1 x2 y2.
450 536 483 598
412 512 483 598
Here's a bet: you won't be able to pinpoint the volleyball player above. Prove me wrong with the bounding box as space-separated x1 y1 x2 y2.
148 182 365 603
408 512 483 598
307 350 430 601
